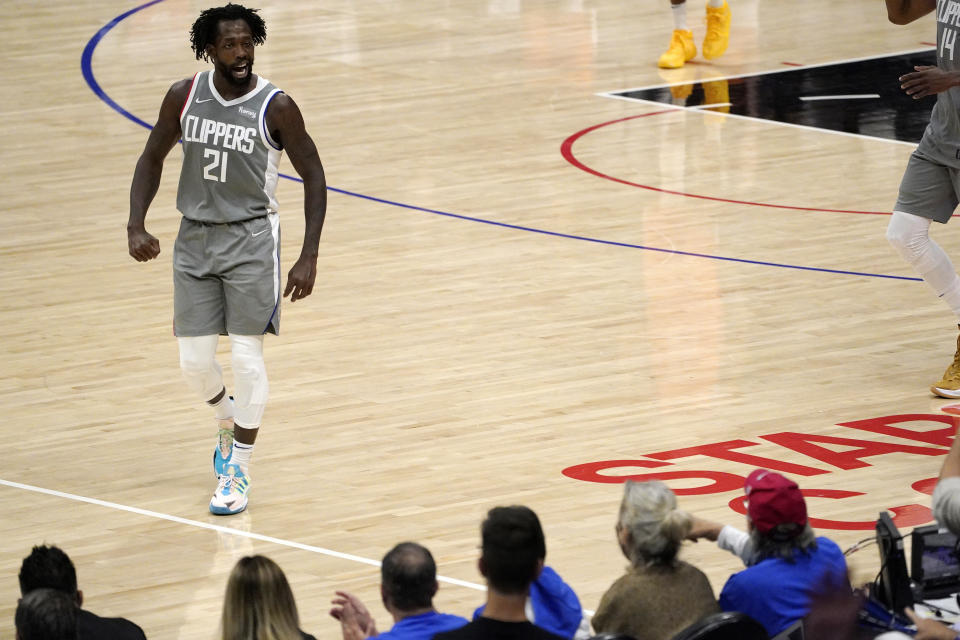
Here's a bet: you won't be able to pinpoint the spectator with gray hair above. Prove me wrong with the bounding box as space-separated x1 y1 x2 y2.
898 421 960 640
933 421 960 535
590 480 719 640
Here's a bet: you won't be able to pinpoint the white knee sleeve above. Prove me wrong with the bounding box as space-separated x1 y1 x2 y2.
178 335 223 401
230 334 268 428
887 210 957 293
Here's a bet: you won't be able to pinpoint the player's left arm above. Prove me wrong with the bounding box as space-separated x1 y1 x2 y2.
267 93 327 302
900 65 960 99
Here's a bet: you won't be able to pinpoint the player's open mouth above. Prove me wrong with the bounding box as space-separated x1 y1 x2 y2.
232 63 248 77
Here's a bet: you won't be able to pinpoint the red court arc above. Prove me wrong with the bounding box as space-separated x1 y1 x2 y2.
560 111 890 216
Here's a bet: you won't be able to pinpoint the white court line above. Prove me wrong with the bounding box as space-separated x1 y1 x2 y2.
0 477 485 592
0 478 600 615
799 94 880 101
692 102 732 110
594 47 932 147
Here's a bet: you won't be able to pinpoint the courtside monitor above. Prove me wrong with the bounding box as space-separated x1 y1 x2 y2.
876 512 914 613
911 524 960 599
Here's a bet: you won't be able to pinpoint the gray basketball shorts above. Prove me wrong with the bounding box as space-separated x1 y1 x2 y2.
895 150 960 224
173 214 281 336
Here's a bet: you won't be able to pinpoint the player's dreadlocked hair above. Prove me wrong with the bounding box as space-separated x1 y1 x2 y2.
189 4 266 61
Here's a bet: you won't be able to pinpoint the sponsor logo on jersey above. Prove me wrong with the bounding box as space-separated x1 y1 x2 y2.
238 106 257 120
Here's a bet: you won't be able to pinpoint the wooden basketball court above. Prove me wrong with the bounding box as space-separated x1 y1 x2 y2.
1 0 955 637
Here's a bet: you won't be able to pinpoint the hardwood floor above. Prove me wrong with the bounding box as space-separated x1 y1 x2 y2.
0 1 952 637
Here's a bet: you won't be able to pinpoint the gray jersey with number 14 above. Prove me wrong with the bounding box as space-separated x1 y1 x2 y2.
177 70 283 224
918 0 960 166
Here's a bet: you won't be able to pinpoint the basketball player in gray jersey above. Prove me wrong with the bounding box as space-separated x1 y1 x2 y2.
886 0 960 398
127 3 326 514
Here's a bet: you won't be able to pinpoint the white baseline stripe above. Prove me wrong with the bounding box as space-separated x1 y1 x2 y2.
799 94 880 101
0 477 486 591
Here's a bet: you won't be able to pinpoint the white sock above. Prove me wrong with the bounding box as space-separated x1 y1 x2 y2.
707 0 725 8
208 389 234 422
671 3 688 30
230 441 254 475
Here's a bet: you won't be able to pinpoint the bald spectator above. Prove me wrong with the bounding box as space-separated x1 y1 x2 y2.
330 542 468 640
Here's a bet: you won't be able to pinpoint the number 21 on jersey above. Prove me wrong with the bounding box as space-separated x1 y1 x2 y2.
203 148 228 182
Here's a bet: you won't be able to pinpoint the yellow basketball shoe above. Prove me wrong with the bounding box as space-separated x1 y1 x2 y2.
932 331 960 398
658 30 696 69
702 1 731 60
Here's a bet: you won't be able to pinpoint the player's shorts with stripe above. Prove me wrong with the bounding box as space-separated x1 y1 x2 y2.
895 149 960 224
173 213 281 336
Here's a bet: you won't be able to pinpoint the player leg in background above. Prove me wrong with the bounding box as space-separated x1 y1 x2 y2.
659 0 696 69
887 212 960 397
888 152 960 397
702 0 731 61
178 335 236 474
209 333 267 515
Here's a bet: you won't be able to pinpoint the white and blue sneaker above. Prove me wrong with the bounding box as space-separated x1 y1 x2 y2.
213 422 234 477
209 465 251 515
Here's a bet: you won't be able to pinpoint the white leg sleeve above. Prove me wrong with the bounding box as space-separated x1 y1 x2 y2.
178 335 223 402
229 334 268 429
887 211 960 319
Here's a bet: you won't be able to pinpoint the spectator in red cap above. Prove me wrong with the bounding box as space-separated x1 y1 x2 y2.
685 469 849 637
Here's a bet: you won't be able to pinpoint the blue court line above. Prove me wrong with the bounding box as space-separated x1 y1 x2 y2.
82 0 921 283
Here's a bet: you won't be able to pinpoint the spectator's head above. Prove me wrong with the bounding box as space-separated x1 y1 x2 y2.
380 542 438 614
220 555 301 640
479 506 546 595
616 480 692 567
18 546 81 606
744 469 817 561
15 588 78 640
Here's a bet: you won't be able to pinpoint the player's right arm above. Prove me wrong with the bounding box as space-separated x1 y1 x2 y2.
127 79 190 262
885 0 936 25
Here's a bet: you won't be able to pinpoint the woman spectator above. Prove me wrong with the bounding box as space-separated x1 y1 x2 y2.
591 481 719 640
220 555 316 640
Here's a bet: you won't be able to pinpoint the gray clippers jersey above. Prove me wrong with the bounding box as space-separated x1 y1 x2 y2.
919 0 960 166
177 71 283 223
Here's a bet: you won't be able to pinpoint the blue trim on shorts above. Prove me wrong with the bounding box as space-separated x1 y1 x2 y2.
263 224 281 334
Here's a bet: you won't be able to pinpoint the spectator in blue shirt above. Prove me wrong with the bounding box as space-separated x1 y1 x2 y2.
686 469 849 637
330 542 468 640
473 564 587 639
